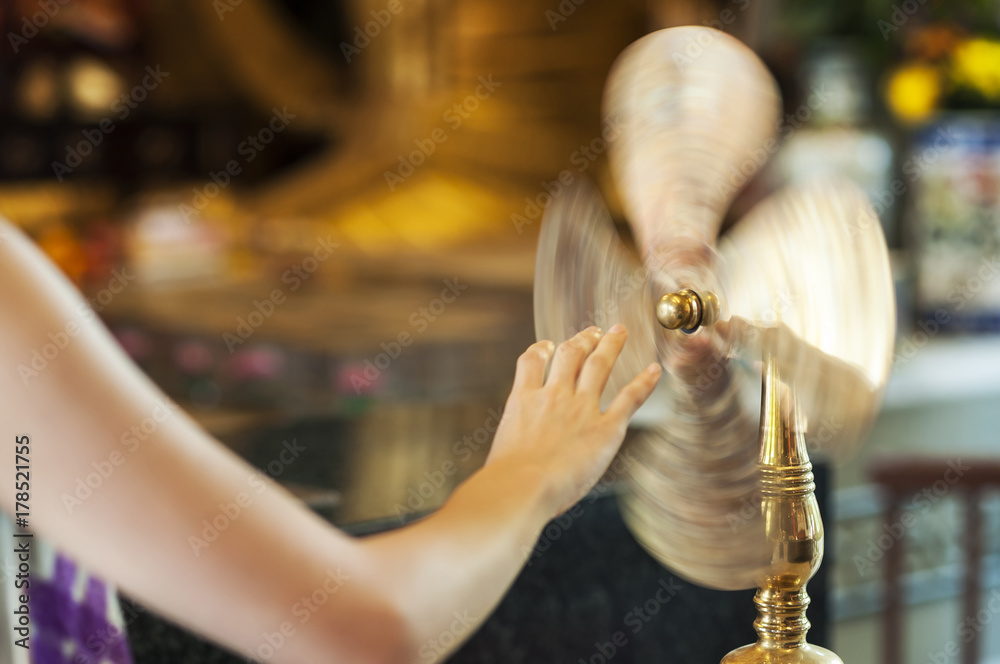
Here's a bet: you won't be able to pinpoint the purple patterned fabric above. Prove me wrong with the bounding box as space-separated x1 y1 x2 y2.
30 554 133 664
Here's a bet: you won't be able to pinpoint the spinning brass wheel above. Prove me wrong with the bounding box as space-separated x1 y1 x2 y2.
534 27 895 664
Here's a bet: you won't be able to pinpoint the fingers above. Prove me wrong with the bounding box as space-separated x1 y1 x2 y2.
576 323 628 397
512 340 555 392
606 363 662 423
547 326 603 385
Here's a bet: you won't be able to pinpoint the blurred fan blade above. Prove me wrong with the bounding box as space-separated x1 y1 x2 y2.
603 26 780 277
620 405 766 590
717 178 896 458
534 178 659 405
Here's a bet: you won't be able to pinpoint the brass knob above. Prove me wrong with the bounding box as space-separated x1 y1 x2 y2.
656 289 703 331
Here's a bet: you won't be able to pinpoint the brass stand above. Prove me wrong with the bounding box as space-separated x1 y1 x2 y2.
655 290 844 662
721 355 842 664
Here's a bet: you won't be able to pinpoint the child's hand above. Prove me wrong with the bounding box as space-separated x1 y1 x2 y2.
486 324 661 516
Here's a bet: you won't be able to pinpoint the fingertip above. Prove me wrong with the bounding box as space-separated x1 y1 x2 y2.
608 323 626 334
534 340 556 365
514 341 553 390
644 364 662 394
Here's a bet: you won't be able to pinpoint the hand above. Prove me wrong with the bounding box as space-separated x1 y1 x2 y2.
486 324 662 517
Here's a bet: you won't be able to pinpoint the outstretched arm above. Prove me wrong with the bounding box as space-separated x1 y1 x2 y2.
0 219 660 663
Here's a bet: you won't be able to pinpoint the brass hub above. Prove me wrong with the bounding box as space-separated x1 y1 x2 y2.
656 289 718 332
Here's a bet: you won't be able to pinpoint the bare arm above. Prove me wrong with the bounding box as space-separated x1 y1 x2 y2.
0 220 660 663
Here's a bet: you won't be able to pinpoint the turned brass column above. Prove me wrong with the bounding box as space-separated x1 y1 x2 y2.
721 354 842 664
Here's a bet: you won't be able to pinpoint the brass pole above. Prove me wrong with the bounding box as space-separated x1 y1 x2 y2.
721 354 842 664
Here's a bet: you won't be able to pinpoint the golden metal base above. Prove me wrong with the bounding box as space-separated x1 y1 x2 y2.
721 354 843 664
722 641 842 664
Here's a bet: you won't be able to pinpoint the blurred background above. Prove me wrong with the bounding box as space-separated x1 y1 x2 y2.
2 0 1000 663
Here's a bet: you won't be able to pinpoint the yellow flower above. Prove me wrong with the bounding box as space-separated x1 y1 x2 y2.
886 64 940 124
952 38 1000 99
